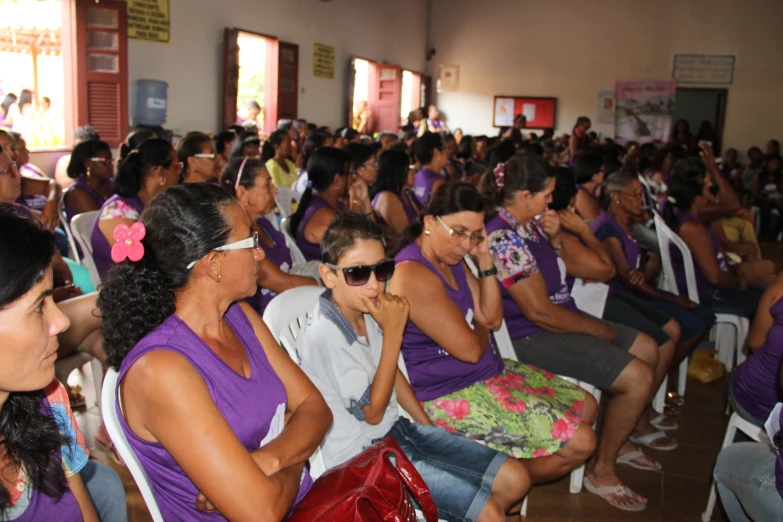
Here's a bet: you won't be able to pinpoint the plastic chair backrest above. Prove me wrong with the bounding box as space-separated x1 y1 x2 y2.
275 186 301 219
279 216 307 267
101 369 164 522
58 187 81 263
653 211 700 303
70 211 101 289
262 286 325 364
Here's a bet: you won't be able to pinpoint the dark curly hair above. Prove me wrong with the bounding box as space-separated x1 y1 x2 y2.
0 204 67 511
97 184 236 369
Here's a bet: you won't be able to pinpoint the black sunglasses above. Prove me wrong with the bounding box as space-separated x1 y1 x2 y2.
325 259 396 286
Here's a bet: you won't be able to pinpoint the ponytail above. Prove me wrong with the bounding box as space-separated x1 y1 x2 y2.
481 152 553 213
114 139 173 197
287 185 313 237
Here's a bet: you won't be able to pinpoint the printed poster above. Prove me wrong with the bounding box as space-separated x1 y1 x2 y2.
614 80 676 145
596 90 615 124
494 97 515 127
128 0 170 43
313 43 335 79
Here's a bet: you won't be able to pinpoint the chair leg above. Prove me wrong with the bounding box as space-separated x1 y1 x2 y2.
677 357 688 397
90 358 104 413
570 464 585 494
521 495 528 516
653 376 667 414
702 416 740 521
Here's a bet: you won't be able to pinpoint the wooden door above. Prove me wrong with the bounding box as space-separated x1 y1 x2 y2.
369 64 401 134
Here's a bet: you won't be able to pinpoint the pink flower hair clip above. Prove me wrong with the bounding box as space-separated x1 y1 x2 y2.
111 222 146 263
493 163 506 189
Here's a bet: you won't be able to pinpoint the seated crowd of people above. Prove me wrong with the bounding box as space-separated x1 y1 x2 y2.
2 110 783 522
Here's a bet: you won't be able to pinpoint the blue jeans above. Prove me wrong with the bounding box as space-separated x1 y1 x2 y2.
81 460 128 522
714 442 783 521
381 418 508 522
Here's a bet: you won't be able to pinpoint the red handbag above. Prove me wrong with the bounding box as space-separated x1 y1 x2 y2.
288 436 439 522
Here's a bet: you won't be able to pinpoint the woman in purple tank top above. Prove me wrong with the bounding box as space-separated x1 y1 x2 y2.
220 157 318 316
288 147 373 262
64 139 114 222
0 205 98 521
389 182 598 489
661 159 762 319
98 184 331 521
91 139 180 281
371 149 419 234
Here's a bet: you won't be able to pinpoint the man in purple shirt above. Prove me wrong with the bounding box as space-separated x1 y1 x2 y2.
412 132 448 207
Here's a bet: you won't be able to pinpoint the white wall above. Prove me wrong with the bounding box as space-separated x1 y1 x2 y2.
128 0 428 135
428 0 783 156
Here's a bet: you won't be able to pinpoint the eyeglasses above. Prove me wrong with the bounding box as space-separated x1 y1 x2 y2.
170 161 184 170
325 259 396 286
436 216 485 244
362 161 378 169
89 157 112 165
194 153 216 160
186 231 259 269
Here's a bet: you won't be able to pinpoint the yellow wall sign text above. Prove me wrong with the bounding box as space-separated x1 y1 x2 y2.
313 42 335 79
128 0 170 43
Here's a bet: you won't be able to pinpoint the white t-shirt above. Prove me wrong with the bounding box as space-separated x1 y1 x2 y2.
297 290 399 468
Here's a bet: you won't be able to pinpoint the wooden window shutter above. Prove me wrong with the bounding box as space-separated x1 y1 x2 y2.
277 42 299 122
221 28 240 131
369 64 401 134
74 0 128 148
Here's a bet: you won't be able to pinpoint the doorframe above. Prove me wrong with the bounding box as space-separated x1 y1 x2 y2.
675 87 729 151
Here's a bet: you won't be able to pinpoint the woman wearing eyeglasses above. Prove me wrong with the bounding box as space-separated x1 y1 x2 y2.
91 138 180 281
97 183 331 521
64 139 114 221
221 157 318 316
178 131 218 184
388 182 598 488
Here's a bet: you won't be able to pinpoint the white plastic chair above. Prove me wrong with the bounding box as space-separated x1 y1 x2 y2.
102 368 164 522
275 186 301 219
58 187 81 263
70 211 101 289
654 211 749 375
279 216 308 268
702 411 768 521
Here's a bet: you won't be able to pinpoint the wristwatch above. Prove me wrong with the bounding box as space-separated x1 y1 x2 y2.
478 266 498 278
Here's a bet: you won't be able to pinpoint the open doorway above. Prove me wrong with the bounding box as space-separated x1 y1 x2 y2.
236 32 267 131
400 70 422 127
348 57 401 135
674 87 728 155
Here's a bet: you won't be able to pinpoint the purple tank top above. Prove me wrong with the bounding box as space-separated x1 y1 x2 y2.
486 211 579 340
91 194 145 281
395 242 504 401
295 193 333 262
591 211 640 295
371 190 418 225
65 176 110 222
116 304 312 521
669 208 728 297
412 167 444 207
247 218 293 316
732 296 783 422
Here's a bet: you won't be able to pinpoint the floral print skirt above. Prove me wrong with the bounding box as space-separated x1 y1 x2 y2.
421 359 587 459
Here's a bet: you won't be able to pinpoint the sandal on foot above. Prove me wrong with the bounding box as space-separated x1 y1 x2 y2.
650 413 678 431
583 476 647 512
630 430 678 451
616 449 662 471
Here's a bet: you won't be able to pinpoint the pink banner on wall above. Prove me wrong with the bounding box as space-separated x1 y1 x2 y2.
614 80 676 145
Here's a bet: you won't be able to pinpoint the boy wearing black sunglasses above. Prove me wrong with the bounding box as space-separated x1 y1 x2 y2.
297 212 531 521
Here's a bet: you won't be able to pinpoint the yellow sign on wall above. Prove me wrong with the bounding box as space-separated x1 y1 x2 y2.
128 0 170 43
313 42 335 79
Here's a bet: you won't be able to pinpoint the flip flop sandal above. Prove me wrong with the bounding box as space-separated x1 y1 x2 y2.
583 476 647 512
616 449 662 471
630 430 679 451
650 413 678 431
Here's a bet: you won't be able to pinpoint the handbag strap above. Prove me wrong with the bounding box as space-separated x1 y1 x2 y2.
379 440 439 522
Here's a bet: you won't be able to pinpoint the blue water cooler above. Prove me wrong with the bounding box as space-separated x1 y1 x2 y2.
134 79 168 126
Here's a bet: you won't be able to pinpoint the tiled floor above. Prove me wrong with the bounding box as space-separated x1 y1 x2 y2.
75 368 734 521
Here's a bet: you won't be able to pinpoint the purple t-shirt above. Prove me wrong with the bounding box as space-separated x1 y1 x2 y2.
668 208 728 297
65 176 111 223
91 194 145 281
395 241 504 401
247 217 293 316
116 304 312 521
371 190 419 225
487 208 579 340
591 211 640 296
412 167 444 207
294 193 333 262
732 296 783 422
